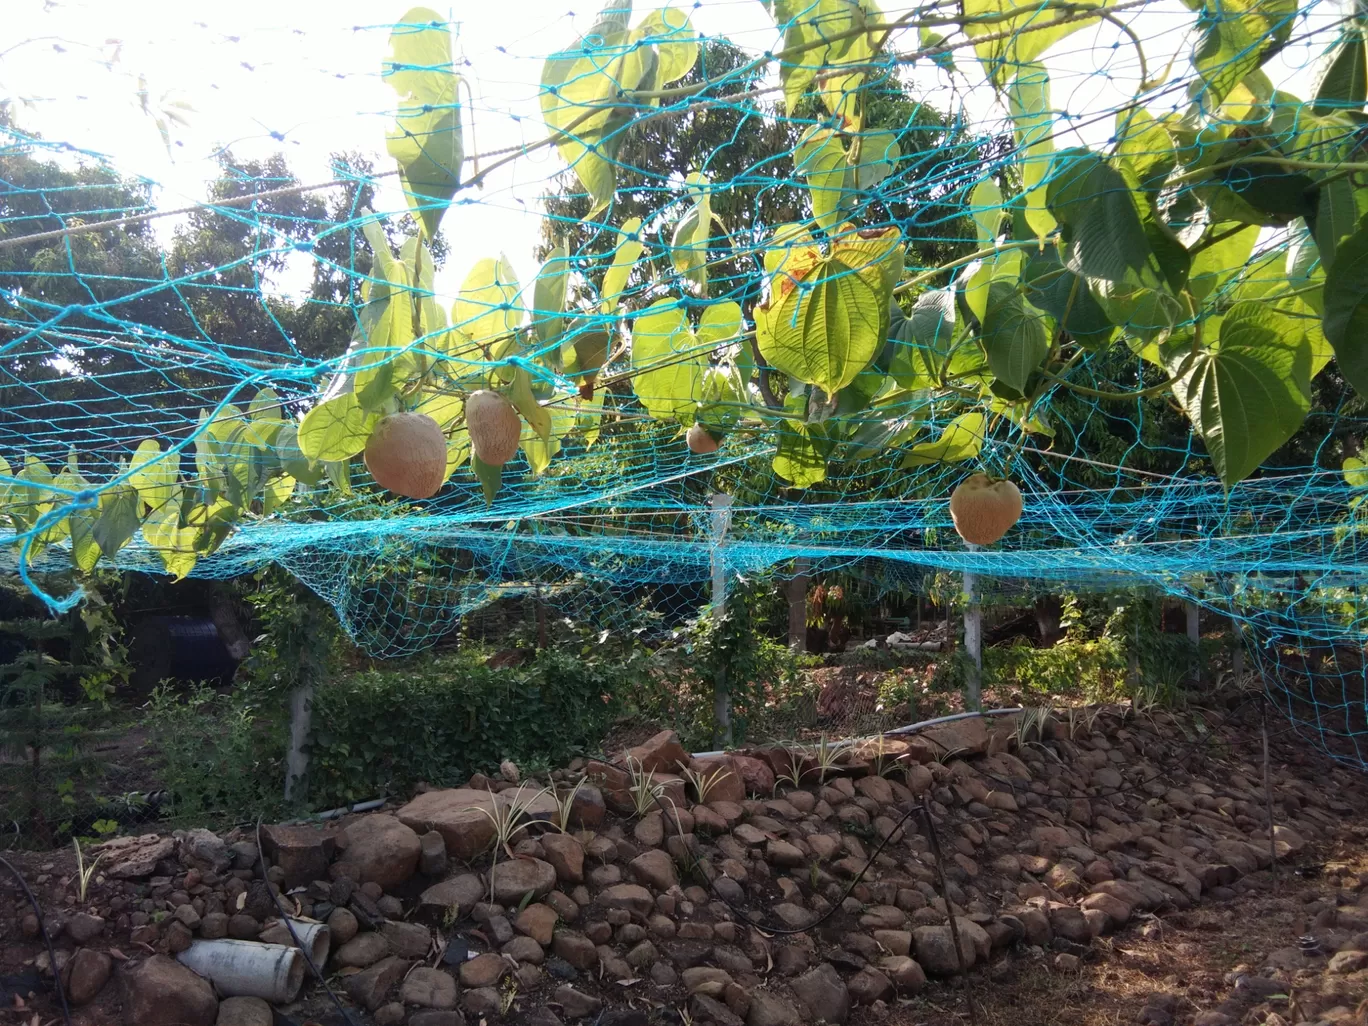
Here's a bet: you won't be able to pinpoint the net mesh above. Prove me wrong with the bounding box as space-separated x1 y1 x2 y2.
3 1 1368 764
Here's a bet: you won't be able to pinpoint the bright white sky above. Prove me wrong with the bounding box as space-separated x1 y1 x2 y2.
1 0 1347 316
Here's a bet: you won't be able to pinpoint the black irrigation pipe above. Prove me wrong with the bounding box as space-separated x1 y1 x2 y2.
0 852 73 1026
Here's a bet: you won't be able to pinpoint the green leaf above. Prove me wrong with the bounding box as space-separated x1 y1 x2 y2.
1314 176 1359 271
772 395 828 487
901 412 986 468
981 279 1050 392
452 255 523 361
1187 0 1295 106
637 7 698 84
756 229 905 394
970 179 1002 248
1314 28 1368 115
1008 63 1056 243
274 424 325 488
1322 216 1368 392
1047 151 1155 285
127 439 179 511
795 128 848 235
697 301 743 347
1021 251 1115 347
1188 223 1259 301
532 246 571 346
472 452 502 504
631 300 706 421
963 0 1114 87
262 474 297 517
1345 456 1368 488
601 218 645 315
93 486 142 558
298 394 378 463
142 491 198 580
384 9 463 237
510 367 552 441
850 130 901 191
69 506 101 573
671 174 712 290
920 27 956 72
1170 301 1311 487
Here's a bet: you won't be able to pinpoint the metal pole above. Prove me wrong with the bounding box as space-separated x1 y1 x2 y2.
963 548 982 711
710 493 734 748
788 557 809 652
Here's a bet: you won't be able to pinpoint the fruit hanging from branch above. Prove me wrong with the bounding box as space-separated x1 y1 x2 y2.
687 423 721 455
465 390 522 467
949 474 1023 546
363 412 447 499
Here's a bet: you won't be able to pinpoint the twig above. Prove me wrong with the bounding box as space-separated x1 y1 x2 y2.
921 794 977 1025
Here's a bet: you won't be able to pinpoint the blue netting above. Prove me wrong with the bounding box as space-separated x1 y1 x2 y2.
4 2 1368 760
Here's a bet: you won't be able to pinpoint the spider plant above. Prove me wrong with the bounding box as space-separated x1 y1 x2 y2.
72 838 103 903
626 757 674 819
476 785 548 902
801 735 844 786
548 777 588 833
681 765 735 804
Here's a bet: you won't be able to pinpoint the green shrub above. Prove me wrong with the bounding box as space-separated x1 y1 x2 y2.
145 682 286 826
985 638 1128 700
306 648 626 807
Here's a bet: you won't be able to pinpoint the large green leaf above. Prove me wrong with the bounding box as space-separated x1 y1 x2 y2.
1047 151 1155 285
1186 0 1295 106
963 0 1114 87
384 8 463 237
890 289 956 388
452 256 523 363
532 246 571 346
671 173 713 289
795 128 849 235
298 394 379 463
756 229 905 394
764 0 867 113
1008 63 1055 243
127 439 179 511
1188 223 1259 301
1170 302 1311 487
1313 27 1368 115
1322 217 1368 393
772 394 828 487
601 218 645 315
981 279 1050 392
1021 251 1115 347
631 300 706 421
900 412 986 468
637 6 698 85
93 486 142 558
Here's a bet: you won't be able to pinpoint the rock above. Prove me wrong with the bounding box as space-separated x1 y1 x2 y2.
215 996 273 1026
409 1013 467 1026
463 988 502 1016
688 755 747 803
683 966 735 996
174 903 202 930
98 834 176 879
66 948 111 1005
121 955 218 1026
500 759 521 783
516 903 559 945
766 840 806 869
459 952 508 988
622 729 688 774
599 883 654 915
748 991 803 1026
541 833 586 884
912 924 976 974
1049 906 1094 945
382 920 432 958
1017 908 1051 947
327 906 359 945
400 967 458 1008
228 914 260 940
66 912 105 944
200 912 229 940
399 788 555 859
555 984 603 1018
629 849 678 891
420 830 449 876
375 1004 406 1026
848 967 894 1004
792 962 851 1024
489 857 557 903
333 816 422 890
335 931 391 968
1329 949 1368 973
880 955 926 994
419 874 485 918
167 920 194 953
692 994 745 1026
259 824 338 889
552 930 599 970
345 955 412 1011
1054 952 1081 971
181 829 232 873
872 930 911 956
1081 892 1132 930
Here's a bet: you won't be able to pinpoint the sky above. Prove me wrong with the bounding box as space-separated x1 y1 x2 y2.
1 0 1348 314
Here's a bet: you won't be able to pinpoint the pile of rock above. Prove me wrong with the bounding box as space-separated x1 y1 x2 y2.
5 709 1367 1025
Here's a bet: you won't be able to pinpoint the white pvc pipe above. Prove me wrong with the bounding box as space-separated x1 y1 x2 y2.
275 917 330 965
177 938 305 1002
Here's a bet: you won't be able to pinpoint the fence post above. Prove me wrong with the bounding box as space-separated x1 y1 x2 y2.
709 493 735 748
963 558 982 711
1186 597 1201 686
284 684 312 803
788 557 809 652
